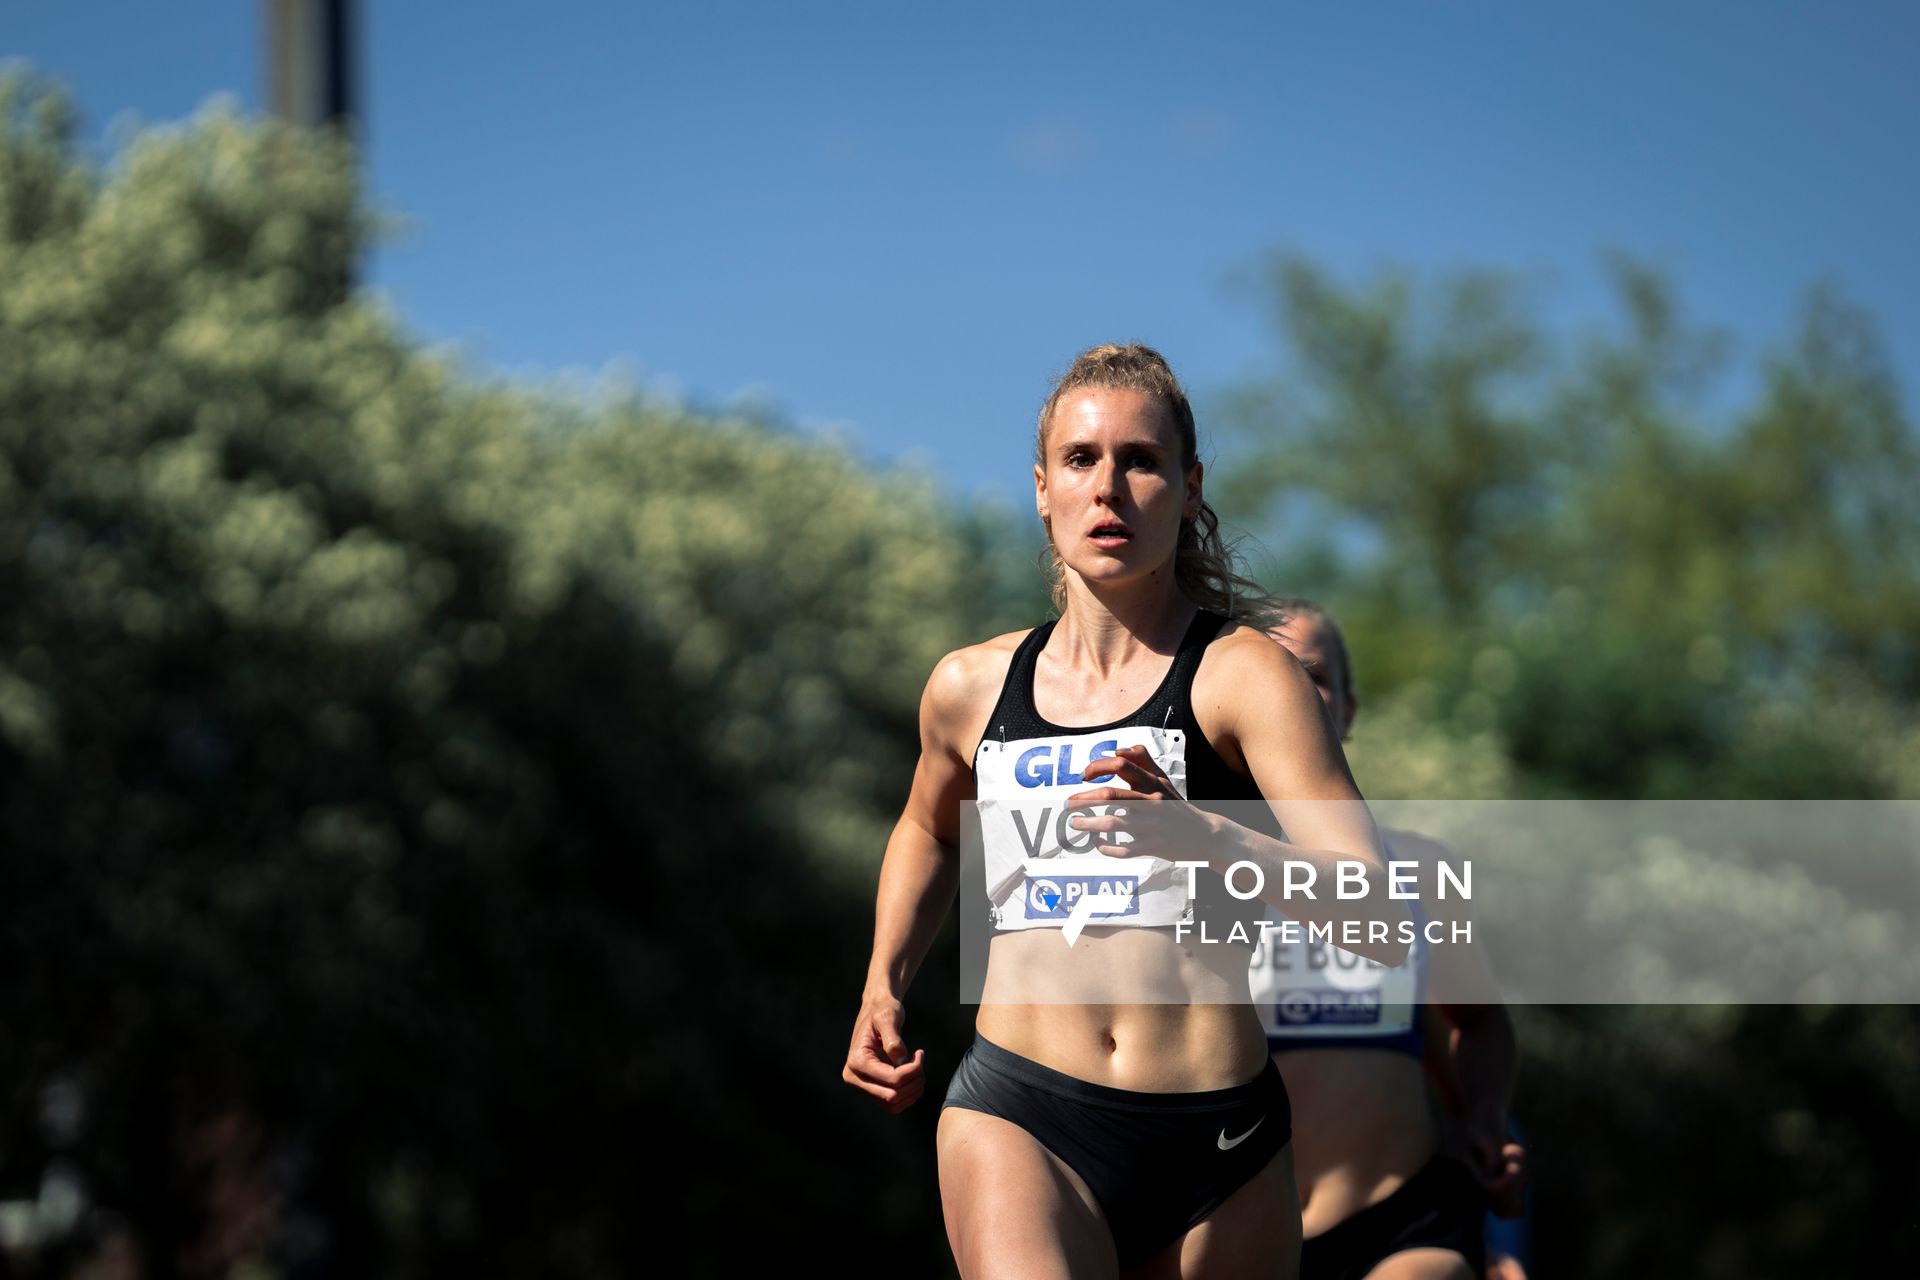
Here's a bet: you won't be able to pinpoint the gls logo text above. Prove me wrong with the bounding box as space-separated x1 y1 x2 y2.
1013 740 1121 789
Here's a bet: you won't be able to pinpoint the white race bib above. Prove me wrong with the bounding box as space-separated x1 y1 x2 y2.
1249 908 1426 1039
974 727 1191 932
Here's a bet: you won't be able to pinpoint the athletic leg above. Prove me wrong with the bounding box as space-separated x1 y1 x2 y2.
938 1106 1119 1280
1119 1141 1300 1280
1360 1249 1475 1280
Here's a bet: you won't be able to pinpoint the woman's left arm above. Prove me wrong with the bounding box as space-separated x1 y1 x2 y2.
1071 629 1409 964
1200 629 1410 963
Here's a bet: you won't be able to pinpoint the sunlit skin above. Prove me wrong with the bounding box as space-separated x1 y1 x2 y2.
1034 386 1202 613
1271 617 1356 739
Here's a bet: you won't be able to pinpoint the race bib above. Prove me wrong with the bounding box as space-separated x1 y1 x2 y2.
974 727 1191 932
1248 909 1425 1039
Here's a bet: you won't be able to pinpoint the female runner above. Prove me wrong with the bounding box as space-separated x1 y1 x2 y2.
842 345 1405 1279
1254 598 1528 1280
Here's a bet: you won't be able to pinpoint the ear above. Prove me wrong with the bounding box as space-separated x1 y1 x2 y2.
1342 692 1360 739
1184 460 1204 520
1034 461 1050 523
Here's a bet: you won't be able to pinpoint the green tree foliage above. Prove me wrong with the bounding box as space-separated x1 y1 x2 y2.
1516 1003 1920 1279
1228 251 1920 800
1226 253 1920 1276
1220 258 1547 623
0 71 1033 1276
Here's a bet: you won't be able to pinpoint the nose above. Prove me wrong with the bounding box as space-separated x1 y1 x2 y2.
1094 457 1124 503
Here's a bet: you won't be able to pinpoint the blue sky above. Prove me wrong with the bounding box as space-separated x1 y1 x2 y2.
12 1 1919 506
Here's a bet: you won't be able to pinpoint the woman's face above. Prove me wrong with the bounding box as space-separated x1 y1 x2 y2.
1034 386 1201 594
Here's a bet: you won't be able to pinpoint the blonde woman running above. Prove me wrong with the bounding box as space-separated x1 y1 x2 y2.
843 345 1402 1280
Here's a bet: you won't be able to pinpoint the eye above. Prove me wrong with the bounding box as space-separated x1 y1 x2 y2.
1127 451 1158 470
1064 448 1094 468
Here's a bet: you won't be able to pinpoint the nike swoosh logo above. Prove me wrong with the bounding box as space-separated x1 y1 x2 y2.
1217 1117 1264 1150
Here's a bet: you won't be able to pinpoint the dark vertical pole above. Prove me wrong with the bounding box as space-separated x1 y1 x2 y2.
267 0 357 134
321 0 354 128
266 0 360 296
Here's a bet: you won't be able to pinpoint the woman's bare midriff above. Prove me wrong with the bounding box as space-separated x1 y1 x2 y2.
974 926 1272 1091
1276 1049 1439 1235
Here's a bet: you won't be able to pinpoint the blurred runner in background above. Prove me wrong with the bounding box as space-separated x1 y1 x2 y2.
1255 599 1528 1280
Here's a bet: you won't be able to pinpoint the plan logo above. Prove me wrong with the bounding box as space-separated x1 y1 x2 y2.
1024 875 1138 945
1273 991 1383 1026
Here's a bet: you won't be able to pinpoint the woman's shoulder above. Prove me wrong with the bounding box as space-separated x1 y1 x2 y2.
1199 615 1298 669
1191 615 1318 716
922 627 1037 721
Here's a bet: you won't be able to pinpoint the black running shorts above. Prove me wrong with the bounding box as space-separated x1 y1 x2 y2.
1300 1154 1488 1280
941 1033 1293 1270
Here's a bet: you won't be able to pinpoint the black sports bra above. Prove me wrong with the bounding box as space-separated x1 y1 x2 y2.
970 609 1276 943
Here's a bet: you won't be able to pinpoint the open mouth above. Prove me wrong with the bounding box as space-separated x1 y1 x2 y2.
1088 521 1132 546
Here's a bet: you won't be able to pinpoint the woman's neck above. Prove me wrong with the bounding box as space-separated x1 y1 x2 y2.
1053 578 1197 674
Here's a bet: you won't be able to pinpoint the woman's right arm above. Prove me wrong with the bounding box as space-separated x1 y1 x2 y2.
842 645 997 1113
